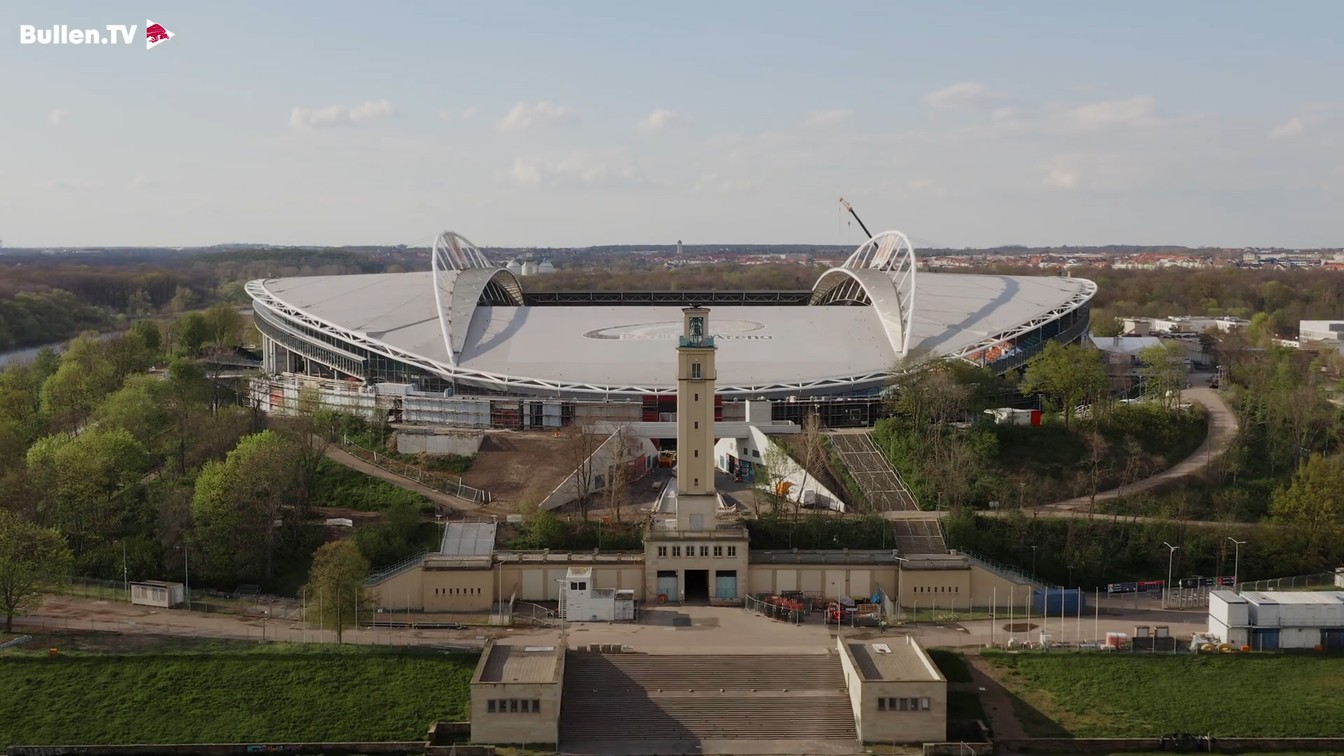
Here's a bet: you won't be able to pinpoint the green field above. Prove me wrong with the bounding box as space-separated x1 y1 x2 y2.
986 651 1344 737
0 640 476 747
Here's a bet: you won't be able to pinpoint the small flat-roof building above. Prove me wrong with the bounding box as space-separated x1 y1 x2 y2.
837 635 946 744
470 641 565 745
129 581 185 608
1209 590 1344 651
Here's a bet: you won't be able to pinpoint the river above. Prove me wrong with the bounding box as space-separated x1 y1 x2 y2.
0 341 65 368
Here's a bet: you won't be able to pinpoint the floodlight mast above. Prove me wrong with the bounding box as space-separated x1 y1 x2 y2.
839 197 874 240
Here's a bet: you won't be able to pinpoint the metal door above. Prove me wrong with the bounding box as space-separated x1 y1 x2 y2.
715 571 738 600
1322 629 1344 650
1253 628 1280 651
656 571 678 602
825 570 847 599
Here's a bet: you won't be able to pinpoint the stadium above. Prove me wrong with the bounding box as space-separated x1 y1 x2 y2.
246 230 1096 401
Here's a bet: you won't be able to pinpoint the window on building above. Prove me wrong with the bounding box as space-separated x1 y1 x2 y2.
713 545 723 557
694 477 699 486
658 546 668 557
692 362 702 379
920 697 930 711
727 546 737 558
694 449 699 458
488 700 497 713
509 699 519 713
672 546 681 557
878 698 887 711
695 393 699 401
694 421 699 429
700 545 709 557
532 699 541 712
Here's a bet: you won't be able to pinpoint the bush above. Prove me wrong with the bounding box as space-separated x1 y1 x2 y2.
310 458 427 512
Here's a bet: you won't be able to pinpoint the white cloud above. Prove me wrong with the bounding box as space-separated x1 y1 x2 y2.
638 108 689 132
47 109 71 127
1269 117 1304 139
802 109 853 127
924 82 1005 109
437 108 454 122
1062 96 1159 130
498 101 578 132
35 178 96 190
1043 167 1080 189
461 106 479 120
289 99 394 131
508 155 647 189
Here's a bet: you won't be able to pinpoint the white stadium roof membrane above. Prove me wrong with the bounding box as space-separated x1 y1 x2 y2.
247 230 1095 397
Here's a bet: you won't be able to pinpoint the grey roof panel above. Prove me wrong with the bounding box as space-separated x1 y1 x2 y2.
440 522 497 557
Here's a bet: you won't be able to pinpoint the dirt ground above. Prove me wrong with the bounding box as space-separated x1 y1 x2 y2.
462 431 578 509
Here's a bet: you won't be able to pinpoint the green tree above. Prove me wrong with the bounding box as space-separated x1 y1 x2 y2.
0 509 73 632
26 428 149 556
38 335 117 431
173 312 211 356
1020 341 1109 427
190 430 298 582
97 374 172 448
1138 341 1190 410
129 320 162 355
1270 453 1344 566
304 539 369 643
203 302 245 349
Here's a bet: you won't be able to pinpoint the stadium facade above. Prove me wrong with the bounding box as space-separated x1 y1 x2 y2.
247 230 1096 408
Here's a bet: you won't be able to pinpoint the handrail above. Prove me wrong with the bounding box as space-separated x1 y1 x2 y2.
364 550 430 585
958 548 1057 590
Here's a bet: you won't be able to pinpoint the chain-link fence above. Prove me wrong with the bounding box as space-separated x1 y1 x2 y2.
54 578 302 618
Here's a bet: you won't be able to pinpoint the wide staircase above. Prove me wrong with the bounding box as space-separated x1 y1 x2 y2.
560 652 858 753
827 432 920 512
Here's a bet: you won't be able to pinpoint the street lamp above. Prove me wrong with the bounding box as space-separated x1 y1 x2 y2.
1226 537 1247 592
1029 545 1039 580
554 579 568 641
1162 542 1179 609
893 554 910 623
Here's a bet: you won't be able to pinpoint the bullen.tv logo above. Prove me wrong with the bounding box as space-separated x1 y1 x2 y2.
18 19 174 50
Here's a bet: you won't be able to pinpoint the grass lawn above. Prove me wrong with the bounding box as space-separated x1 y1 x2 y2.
0 641 476 747
986 651 1344 737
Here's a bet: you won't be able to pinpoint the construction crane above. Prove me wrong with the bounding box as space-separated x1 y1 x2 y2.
838 197 873 240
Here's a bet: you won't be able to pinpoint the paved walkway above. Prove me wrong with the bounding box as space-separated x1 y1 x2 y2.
1038 384 1238 514
324 445 485 515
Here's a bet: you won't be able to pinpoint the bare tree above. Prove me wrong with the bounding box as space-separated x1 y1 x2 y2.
1083 431 1111 518
604 424 642 524
563 423 604 520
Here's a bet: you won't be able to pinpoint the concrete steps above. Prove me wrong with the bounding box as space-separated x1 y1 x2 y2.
561 653 857 743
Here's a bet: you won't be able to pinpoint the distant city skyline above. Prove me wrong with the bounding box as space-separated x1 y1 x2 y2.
2 1 1341 249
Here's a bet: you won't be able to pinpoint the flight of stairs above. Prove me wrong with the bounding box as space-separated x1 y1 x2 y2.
560 653 858 746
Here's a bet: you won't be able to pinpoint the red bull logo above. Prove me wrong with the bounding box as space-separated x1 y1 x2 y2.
145 19 173 50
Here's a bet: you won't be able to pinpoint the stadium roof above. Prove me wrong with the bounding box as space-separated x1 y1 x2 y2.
247 230 1095 397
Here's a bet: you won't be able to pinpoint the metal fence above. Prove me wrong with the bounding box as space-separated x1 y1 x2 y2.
55 577 303 618
1237 570 1338 594
341 437 493 504
743 593 809 624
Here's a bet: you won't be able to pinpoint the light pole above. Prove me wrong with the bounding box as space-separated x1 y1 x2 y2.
1029 546 1039 580
554 578 567 642
1226 537 1247 592
1162 541 1179 609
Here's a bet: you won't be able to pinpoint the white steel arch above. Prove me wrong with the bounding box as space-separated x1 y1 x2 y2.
812 231 918 357
430 231 522 367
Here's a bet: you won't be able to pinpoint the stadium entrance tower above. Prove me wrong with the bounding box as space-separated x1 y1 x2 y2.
644 306 749 604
